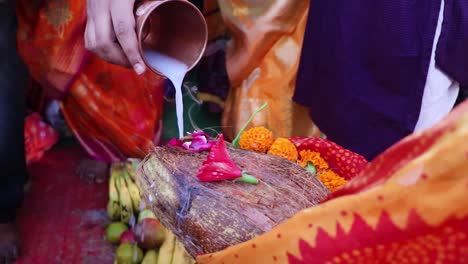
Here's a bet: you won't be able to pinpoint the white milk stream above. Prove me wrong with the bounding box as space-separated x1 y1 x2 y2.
143 50 189 139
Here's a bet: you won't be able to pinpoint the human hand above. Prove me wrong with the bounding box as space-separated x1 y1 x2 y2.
85 0 146 74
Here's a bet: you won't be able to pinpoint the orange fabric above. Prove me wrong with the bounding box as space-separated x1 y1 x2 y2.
197 100 468 263
16 0 164 162
16 0 88 99
60 55 164 161
216 0 319 139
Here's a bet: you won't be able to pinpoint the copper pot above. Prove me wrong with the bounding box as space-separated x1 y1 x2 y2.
135 0 208 76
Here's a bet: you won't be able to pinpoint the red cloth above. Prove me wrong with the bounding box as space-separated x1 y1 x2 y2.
25 113 59 164
289 137 368 180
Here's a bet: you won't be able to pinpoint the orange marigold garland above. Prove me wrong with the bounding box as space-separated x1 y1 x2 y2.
317 170 347 192
236 126 348 192
239 126 274 153
290 137 368 180
267 138 298 162
298 150 329 171
233 113 351 192
297 149 347 191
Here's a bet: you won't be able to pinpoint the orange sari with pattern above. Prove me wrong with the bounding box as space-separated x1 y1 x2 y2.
197 100 468 263
16 0 164 162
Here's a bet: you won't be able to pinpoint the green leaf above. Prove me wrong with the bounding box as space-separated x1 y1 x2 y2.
306 162 317 175
235 172 259 185
232 102 268 147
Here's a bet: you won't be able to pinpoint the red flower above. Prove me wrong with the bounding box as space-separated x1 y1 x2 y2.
184 132 214 152
197 135 242 182
197 135 258 184
168 131 214 152
168 138 182 147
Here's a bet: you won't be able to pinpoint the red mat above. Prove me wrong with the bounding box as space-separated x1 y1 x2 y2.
15 145 114 264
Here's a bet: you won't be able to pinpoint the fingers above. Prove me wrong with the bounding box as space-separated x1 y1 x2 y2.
85 22 130 66
94 11 131 66
85 0 131 67
111 0 146 75
84 19 96 52
85 0 143 70
135 2 154 16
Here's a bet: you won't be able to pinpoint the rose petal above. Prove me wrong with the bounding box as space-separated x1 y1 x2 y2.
197 135 242 182
168 138 182 147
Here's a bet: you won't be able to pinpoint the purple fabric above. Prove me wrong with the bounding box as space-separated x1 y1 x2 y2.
294 0 468 160
436 0 468 86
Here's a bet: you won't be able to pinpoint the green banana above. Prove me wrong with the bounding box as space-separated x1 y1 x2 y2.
107 164 121 220
116 166 134 224
123 168 142 214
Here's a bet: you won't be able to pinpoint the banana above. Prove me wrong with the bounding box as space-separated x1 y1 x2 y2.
107 164 121 220
126 158 141 182
157 228 176 264
142 250 159 264
117 166 134 224
123 168 142 214
171 240 195 264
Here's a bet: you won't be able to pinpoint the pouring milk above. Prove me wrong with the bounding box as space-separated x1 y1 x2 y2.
143 50 188 139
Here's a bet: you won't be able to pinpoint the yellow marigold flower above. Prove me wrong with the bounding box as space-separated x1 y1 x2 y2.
239 126 274 153
317 170 347 192
267 138 298 162
298 150 329 171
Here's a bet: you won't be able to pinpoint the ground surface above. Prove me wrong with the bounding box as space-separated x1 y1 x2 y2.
15 146 114 264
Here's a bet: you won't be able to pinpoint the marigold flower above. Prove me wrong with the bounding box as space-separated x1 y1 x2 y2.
317 170 347 192
298 150 329 171
267 138 298 162
239 126 274 153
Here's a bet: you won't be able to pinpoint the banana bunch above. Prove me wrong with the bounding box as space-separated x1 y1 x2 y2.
153 228 195 264
107 164 121 220
107 160 142 224
138 230 194 264
108 159 194 264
